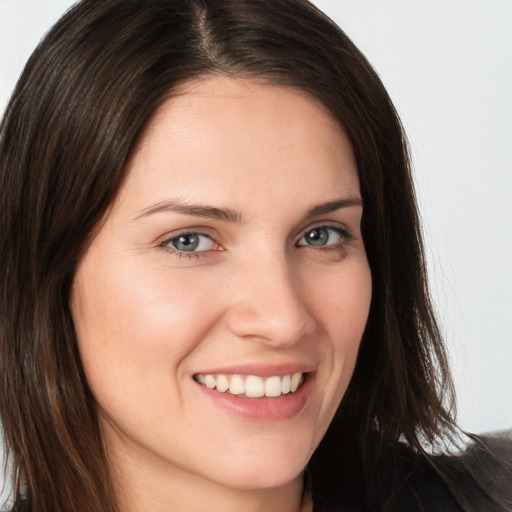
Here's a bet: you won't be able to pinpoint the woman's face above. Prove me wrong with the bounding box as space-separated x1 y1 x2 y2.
71 77 372 494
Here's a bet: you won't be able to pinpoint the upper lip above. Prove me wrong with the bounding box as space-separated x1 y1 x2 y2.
193 363 317 378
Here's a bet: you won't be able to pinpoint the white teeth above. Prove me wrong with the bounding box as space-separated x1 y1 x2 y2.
195 372 306 398
245 375 265 397
216 374 229 393
229 375 245 395
264 376 282 397
205 374 216 389
290 372 302 392
281 374 291 394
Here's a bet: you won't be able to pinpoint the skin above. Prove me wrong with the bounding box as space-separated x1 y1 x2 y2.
71 76 372 512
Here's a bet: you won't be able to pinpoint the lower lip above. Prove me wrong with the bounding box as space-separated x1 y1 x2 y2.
196 374 314 421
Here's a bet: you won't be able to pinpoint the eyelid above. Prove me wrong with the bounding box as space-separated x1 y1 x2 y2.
295 222 352 245
158 228 224 258
157 226 218 245
156 221 353 260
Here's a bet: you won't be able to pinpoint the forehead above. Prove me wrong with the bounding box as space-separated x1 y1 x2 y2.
115 76 359 216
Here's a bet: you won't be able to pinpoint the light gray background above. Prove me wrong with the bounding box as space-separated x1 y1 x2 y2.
1 2 511 493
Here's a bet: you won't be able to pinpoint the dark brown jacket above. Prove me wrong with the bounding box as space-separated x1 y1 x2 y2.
310 430 512 511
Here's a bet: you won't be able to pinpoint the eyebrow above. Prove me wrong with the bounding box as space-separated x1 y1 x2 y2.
134 196 362 223
134 198 242 223
305 197 363 218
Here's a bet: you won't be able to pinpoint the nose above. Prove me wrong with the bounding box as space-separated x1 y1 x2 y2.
224 256 316 348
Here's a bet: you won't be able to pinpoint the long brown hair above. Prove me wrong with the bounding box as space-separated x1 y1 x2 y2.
1 1 456 510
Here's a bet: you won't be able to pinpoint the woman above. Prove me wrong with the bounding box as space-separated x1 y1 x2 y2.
0 1 510 511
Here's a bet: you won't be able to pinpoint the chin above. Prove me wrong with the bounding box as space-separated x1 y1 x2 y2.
209 458 307 491
193 434 314 490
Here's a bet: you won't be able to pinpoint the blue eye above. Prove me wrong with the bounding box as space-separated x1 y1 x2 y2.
297 226 346 247
165 233 215 252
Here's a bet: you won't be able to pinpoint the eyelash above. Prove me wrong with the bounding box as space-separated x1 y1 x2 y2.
159 224 352 260
295 225 352 251
159 231 219 259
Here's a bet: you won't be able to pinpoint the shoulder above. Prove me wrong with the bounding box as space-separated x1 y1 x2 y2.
310 432 464 511
444 430 512 511
462 430 512 491
368 440 463 511
381 430 512 512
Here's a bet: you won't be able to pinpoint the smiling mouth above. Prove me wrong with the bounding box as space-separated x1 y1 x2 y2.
194 372 306 398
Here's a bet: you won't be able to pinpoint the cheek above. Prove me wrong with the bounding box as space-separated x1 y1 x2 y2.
71 254 220 405
311 260 372 346
299 259 371 445
310 259 372 392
